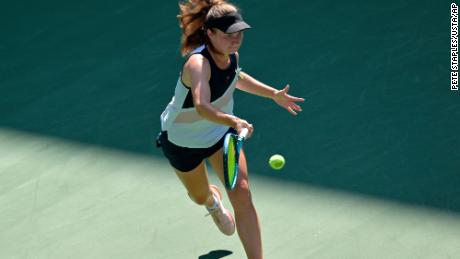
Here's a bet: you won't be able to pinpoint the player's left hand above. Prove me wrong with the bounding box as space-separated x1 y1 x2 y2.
273 84 305 115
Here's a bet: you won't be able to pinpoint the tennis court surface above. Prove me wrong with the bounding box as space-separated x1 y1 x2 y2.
1 1 459 258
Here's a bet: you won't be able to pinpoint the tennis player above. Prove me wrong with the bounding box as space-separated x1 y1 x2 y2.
157 0 304 258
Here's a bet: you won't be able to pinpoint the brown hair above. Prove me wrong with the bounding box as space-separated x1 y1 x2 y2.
177 0 238 56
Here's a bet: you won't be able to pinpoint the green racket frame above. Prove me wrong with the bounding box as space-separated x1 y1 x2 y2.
223 128 248 190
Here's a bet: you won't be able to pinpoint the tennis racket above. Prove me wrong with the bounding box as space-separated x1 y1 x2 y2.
223 128 249 190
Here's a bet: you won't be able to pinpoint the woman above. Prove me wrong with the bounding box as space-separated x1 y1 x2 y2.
158 0 304 258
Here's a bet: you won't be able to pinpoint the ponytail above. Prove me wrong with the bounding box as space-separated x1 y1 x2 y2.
177 0 238 56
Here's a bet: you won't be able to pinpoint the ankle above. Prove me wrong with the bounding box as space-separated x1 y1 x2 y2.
205 194 218 210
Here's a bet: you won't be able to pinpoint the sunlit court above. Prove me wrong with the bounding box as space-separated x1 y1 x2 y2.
1 1 459 258
1 129 459 258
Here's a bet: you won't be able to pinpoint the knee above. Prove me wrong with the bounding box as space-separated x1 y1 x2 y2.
229 180 253 208
188 190 212 206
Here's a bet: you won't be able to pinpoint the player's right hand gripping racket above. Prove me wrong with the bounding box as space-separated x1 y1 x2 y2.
223 128 249 190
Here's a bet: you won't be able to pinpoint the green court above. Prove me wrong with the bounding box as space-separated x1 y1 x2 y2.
1 1 459 258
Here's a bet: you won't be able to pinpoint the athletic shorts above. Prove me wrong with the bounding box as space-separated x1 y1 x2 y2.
156 127 236 172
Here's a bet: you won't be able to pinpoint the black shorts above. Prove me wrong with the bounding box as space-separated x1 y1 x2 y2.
157 128 236 172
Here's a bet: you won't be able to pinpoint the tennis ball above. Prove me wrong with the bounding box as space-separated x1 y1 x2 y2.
269 154 285 170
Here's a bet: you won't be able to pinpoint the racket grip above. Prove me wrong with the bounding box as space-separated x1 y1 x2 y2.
239 128 249 139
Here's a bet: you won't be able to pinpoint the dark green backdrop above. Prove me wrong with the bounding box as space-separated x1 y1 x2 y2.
1 0 459 212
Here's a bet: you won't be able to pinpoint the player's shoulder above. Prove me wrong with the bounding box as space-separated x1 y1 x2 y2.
184 53 211 73
182 53 211 84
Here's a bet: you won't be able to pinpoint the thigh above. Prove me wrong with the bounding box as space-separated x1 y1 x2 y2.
207 147 249 191
175 160 211 198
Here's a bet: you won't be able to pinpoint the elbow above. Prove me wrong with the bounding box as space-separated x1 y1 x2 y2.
194 103 207 116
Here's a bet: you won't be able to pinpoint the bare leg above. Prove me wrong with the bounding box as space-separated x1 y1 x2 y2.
174 160 236 235
208 148 263 259
174 161 214 208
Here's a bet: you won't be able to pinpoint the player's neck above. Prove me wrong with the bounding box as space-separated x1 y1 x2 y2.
207 45 230 68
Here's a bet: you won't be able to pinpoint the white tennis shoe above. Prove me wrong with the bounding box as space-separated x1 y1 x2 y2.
206 185 235 236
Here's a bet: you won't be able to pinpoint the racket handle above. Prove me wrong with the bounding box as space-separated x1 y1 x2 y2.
239 128 249 139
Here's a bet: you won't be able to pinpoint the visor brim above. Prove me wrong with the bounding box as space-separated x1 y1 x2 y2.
224 21 251 33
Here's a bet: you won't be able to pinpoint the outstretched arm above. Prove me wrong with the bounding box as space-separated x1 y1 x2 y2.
236 71 305 115
236 71 277 99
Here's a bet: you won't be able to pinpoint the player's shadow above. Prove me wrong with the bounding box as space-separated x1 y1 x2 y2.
198 249 233 259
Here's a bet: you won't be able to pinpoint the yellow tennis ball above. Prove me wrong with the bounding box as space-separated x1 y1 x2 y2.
269 154 285 170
